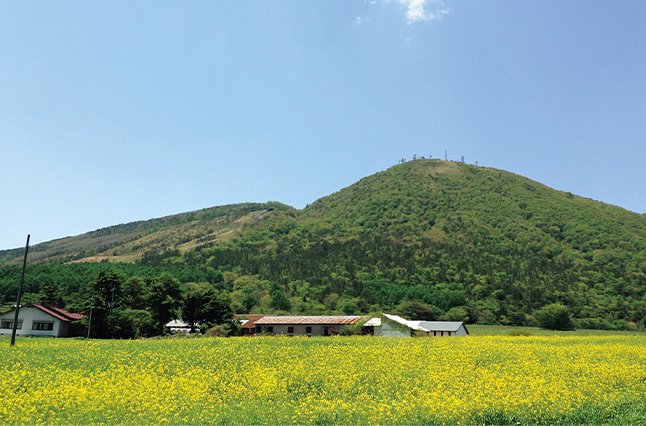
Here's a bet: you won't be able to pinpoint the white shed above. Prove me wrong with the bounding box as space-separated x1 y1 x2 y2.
418 321 469 337
364 314 469 337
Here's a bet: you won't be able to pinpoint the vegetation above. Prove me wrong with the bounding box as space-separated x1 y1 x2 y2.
1 159 645 332
2 336 646 425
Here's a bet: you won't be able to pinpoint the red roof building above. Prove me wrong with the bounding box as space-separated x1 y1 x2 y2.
234 314 273 336
0 303 85 338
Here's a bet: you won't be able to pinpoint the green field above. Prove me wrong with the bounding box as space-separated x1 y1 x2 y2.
468 324 646 337
2 334 646 425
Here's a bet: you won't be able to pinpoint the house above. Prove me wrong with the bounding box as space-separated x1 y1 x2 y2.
234 314 273 336
165 319 191 334
253 315 362 336
0 303 85 338
363 314 468 337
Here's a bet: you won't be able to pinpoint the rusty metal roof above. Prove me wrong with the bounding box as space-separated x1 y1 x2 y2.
234 314 274 329
254 316 362 325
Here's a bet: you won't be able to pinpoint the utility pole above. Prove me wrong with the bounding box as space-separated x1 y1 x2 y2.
10 235 30 347
107 285 116 338
87 290 94 339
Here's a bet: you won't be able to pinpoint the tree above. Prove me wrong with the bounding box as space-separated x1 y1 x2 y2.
145 272 183 335
85 269 124 338
122 309 155 338
198 289 235 333
181 284 235 334
394 300 441 321
442 306 470 322
181 288 205 333
534 303 574 330
37 281 65 308
270 283 291 311
242 293 258 312
121 276 146 310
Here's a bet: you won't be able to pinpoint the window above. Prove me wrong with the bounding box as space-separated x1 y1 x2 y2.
32 322 54 331
0 320 22 330
288 326 294 333
305 326 312 334
267 326 274 333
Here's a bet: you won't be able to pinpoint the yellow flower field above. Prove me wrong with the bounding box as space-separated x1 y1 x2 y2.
1 335 645 425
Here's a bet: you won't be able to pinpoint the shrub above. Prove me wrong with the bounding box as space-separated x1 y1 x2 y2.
534 304 574 330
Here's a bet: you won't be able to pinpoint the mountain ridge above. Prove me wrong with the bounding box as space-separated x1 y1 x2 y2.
2 159 645 331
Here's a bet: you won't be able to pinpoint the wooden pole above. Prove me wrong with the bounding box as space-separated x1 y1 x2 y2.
10 235 30 346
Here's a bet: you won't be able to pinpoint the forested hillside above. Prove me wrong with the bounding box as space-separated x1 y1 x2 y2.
2 159 645 333
0 202 291 265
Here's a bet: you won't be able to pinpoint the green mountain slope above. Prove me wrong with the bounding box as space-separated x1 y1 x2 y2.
176 160 646 328
0 202 291 265
1 160 645 330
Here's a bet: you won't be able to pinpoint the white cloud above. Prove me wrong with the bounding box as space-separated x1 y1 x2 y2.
392 0 450 23
354 16 370 25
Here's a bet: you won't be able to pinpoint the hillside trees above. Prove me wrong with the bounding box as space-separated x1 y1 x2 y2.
2 160 646 331
145 272 183 335
181 283 235 333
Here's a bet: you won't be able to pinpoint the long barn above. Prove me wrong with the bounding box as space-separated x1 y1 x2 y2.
253 315 362 336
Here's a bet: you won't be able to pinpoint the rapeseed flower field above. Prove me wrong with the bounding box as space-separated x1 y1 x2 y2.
1 335 645 425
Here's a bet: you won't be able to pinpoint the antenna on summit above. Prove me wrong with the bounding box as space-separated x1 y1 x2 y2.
444 150 448 161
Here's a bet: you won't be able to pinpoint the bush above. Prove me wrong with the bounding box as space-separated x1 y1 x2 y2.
442 306 470 322
394 300 441 321
534 304 574 330
204 325 228 337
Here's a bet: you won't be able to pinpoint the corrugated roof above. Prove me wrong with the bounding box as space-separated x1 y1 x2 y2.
234 314 274 329
254 316 362 325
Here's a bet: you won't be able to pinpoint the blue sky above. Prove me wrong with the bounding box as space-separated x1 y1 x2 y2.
1 1 645 250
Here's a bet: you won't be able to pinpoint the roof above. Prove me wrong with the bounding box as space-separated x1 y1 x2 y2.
165 319 190 328
233 314 274 329
382 314 430 332
254 316 362 325
0 303 85 322
418 321 466 332
363 315 466 333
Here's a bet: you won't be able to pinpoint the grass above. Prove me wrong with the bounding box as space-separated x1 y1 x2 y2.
2 334 646 425
467 324 646 337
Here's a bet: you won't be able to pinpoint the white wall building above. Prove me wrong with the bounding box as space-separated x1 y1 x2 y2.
0 303 84 338
364 314 469 337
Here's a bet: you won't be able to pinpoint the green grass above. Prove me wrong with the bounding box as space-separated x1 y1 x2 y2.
467 324 646 337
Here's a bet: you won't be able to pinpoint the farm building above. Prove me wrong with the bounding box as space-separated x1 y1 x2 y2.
165 319 191 334
0 303 84 338
234 314 273 336
364 314 468 337
418 321 469 337
253 315 362 336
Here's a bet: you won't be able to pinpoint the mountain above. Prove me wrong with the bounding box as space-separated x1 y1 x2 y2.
2 160 645 330
0 202 293 265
